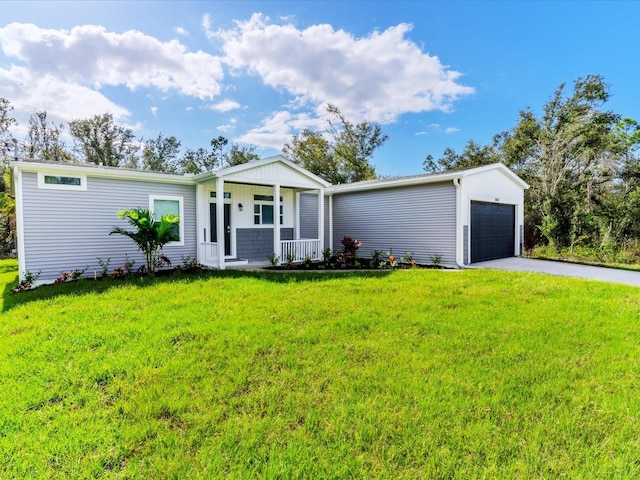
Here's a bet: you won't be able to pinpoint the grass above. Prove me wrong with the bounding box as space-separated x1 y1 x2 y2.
1 260 640 478
528 244 640 272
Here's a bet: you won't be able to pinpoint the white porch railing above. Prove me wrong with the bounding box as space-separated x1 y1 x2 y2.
200 242 218 266
280 239 321 263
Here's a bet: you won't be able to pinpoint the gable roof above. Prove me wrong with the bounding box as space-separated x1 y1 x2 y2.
194 154 330 188
326 163 528 194
10 155 330 189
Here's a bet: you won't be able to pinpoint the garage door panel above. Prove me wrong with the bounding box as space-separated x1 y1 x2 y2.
471 202 515 263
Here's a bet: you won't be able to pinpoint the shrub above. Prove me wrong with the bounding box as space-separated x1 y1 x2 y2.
429 254 442 268
341 236 363 260
267 253 280 267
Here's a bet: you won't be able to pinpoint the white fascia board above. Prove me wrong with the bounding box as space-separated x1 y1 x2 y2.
326 163 528 195
327 171 463 194
11 161 196 185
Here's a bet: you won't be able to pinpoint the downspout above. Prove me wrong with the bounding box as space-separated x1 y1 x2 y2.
453 177 465 268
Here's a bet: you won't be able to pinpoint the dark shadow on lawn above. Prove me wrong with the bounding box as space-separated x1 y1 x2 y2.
0 262 17 275
2 268 393 313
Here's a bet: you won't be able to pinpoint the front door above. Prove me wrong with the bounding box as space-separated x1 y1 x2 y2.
210 203 232 256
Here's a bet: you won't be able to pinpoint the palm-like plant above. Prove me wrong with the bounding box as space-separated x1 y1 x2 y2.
110 208 179 274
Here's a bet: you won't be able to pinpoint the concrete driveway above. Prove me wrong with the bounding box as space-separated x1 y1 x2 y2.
471 257 640 287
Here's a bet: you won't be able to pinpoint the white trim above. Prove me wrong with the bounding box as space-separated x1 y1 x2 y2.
327 163 529 194
453 178 464 267
37 172 87 191
317 188 324 254
14 161 195 185
194 154 330 188
294 192 301 240
14 166 26 280
273 184 281 258
328 195 333 251
149 195 185 247
216 177 225 269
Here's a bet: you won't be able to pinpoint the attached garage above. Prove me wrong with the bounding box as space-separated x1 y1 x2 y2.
324 163 528 268
470 201 515 263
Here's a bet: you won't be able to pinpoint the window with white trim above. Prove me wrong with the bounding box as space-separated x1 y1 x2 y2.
37 173 87 191
253 194 283 225
149 195 184 246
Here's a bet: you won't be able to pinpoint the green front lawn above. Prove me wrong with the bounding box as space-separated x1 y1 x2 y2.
1 261 639 478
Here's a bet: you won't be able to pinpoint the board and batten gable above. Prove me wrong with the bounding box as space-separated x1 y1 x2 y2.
331 181 457 266
19 171 196 281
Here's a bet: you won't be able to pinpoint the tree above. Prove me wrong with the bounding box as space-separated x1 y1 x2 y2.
225 143 260 167
282 103 388 184
179 136 259 174
24 111 74 162
109 208 179 274
423 139 501 173
507 75 620 249
69 113 137 167
0 98 17 254
142 133 181 173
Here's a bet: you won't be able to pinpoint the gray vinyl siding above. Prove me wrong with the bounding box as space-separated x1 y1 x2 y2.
236 227 293 262
331 182 457 266
21 172 197 280
299 193 318 239
299 193 330 249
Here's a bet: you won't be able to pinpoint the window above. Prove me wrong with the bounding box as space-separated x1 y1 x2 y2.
253 194 283 225
37 173 87 190
210 192 231 198
149 195 184 246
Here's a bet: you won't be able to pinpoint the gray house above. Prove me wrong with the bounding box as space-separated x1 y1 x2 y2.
11 157 527 281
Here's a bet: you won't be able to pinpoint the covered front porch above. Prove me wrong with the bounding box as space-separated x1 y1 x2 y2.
194 155 329 269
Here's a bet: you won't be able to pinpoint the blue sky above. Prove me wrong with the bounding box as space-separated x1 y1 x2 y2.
1 1 638 176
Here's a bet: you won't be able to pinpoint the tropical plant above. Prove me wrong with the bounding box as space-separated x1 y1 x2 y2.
341 236 363 260
109 208 179 274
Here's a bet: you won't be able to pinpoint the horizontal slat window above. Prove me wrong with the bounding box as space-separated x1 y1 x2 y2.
37 173 87 191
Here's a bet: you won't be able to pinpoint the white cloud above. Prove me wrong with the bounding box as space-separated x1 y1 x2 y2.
174 26 190 37
150 106 158 116
235 109 326 150
219 14 474 124
208 99 241 112
0 22 224 100
414 123 459 136
0 65 131 131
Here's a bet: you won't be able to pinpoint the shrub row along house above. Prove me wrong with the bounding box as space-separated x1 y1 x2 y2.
10 155 528 281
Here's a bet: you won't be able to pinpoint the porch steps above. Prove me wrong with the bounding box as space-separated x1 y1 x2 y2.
224 258 249 266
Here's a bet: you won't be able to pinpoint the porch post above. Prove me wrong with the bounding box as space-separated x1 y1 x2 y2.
216 177 225 270
196 183 206 265
295 192 301 240
274 183 281 260
329 194 333 251
317 188 324 257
